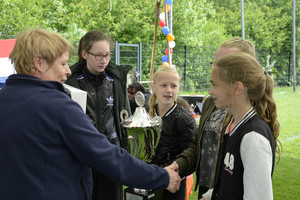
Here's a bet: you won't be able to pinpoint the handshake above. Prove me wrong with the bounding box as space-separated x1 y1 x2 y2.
164 161 181 193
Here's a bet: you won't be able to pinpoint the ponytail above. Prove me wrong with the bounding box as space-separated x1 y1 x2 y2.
148 93 157 117
252 74 281 159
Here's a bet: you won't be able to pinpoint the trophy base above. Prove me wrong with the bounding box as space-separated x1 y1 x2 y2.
124 187 163 200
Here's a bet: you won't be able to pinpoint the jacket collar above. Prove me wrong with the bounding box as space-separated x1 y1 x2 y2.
226 107 256 136
82 64 106 83
155 102 177 117
6 74 68 95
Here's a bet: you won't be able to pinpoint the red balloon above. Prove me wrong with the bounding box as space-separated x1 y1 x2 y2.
165 48 173 55
159 20 166 27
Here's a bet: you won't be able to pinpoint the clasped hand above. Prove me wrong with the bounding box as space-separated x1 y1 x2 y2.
164 161 180 193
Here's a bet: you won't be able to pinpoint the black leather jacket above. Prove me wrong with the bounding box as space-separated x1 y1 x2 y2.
151 103 197 167
65 61 131 149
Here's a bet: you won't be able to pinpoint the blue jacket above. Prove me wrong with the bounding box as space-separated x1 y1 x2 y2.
0 74 169 200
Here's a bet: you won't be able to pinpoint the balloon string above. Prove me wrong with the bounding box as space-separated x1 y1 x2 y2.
168 3 172 66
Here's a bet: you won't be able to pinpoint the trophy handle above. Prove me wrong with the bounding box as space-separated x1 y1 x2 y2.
152 125 161 149
152 116 162 149
120 109 129 122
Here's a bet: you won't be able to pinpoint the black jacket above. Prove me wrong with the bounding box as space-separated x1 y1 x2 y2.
151 103 197 167
65 61 131 149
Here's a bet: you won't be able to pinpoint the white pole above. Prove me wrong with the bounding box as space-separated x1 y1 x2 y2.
241 0 245 40
169 2 172 66
293 0 296 92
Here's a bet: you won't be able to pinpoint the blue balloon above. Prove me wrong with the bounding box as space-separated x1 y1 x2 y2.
166 0 173 5
162 26 170 35
162 55 169 62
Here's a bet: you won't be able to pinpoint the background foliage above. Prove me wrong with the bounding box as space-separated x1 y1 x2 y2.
0 0 295 50
0 0 299 88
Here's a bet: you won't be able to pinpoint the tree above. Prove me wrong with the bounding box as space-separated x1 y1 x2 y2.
0 0 296 87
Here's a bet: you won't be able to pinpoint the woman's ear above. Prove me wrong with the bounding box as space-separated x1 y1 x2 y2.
33 56 43 72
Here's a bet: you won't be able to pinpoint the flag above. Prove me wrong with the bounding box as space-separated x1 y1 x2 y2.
0 38 16 87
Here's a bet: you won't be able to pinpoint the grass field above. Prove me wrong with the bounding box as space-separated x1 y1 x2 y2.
187 86 300 200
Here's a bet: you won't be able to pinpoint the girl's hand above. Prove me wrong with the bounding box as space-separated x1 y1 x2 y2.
167 161 179 174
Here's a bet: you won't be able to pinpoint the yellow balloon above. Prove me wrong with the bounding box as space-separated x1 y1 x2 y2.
163 5 170 12
167 33 175 41
162 62 169 66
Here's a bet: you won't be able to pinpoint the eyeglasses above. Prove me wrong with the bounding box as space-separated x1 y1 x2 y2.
87 51 112 61
128 90 136 95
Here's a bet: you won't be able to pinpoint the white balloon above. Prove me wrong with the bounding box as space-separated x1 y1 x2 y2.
159 12 165 20
169 41 176 48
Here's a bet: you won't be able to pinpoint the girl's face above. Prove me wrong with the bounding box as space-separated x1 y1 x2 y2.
208 47 240 109
209 69 232 109
82 40 111 75
151 72 180 108
128 88 136 100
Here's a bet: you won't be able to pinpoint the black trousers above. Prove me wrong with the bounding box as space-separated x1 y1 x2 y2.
198 186 209 199
92 169 123 200
163 177 186 200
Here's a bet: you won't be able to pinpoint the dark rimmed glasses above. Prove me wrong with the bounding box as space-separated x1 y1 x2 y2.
87 51 112 61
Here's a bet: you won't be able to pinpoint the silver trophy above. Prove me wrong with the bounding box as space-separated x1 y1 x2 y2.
121 91 162 163
121 91 163 199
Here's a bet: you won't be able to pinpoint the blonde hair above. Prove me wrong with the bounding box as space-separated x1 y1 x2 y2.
213 52 281 156
9 28 73 75
148 65 180 117
219 38 256 58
